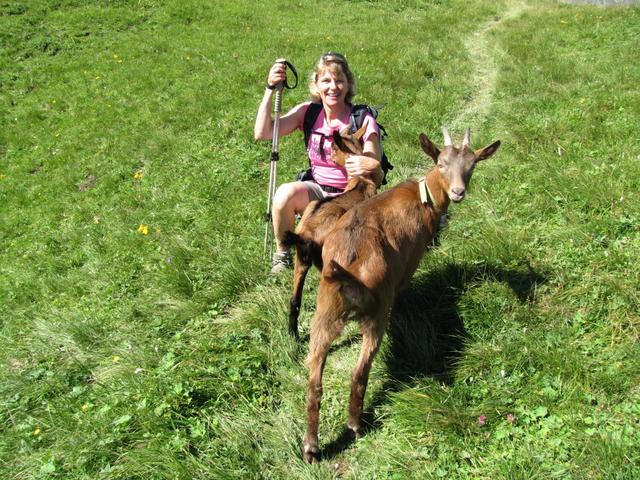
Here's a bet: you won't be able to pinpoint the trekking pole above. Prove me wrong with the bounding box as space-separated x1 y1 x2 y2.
263 59 298 259
263 79 282 259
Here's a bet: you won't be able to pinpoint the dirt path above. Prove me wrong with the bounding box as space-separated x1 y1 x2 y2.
453 0 637 134
451 2 531 133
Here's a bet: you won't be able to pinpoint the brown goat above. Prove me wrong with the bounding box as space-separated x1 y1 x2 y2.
302 127 501 463
282 122 377 339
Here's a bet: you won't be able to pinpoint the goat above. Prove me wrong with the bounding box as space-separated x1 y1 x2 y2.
283 123 377 339
302 127 501 463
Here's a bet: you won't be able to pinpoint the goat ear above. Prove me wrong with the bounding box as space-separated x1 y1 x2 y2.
332 131 356 154
419 133 440 164
331 131 350 167
474 140 501 162
338 125 351 137
353 118 368 140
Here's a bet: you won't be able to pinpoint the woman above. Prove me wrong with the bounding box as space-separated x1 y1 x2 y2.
255 52 383 273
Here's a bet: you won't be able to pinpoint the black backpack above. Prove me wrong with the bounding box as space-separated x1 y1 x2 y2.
300 102 393 185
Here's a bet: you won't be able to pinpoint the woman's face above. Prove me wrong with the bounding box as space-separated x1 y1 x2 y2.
315 68 349 108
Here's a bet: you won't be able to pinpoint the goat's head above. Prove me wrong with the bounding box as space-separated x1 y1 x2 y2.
330 121 367 167
419 127 501 203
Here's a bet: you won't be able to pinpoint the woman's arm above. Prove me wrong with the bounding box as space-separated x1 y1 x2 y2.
254 90 306 140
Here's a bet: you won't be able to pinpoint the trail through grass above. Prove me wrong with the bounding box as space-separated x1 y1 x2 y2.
455 1 533 133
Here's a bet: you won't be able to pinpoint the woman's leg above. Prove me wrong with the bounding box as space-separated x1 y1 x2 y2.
272 181 311 252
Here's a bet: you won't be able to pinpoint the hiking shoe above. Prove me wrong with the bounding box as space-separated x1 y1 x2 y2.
271 250 293 274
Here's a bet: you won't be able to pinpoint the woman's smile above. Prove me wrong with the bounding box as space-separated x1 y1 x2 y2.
317 71 347 106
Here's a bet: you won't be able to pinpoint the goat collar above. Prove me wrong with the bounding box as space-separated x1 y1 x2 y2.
419 178 438 208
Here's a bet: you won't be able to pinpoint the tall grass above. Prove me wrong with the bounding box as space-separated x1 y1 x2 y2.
1 0 639 478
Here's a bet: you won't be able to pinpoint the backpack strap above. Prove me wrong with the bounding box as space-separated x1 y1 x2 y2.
306 103 376 142
303 102 323 147
350 104 381 132
349 104 367 133
299 102 323 183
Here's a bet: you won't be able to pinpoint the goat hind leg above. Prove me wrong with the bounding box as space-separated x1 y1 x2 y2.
289 249 311 339
348 321 385 438
303 309 346 463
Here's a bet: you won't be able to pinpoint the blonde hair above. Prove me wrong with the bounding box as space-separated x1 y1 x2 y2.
308 52 356 104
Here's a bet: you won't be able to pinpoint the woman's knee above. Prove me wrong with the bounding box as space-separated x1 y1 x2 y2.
273 182 308 212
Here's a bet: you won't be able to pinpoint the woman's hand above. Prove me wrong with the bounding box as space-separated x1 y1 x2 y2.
345 155 380 178
255 59 306 141
266 62 287 89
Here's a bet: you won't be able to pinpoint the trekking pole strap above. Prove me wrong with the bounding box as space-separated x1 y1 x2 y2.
267 58 298 90
266 59 298 90
281 60 298 89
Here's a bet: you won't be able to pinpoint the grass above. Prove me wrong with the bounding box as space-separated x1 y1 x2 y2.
1 0 639 478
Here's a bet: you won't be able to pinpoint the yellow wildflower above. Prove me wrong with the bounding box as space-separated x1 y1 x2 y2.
137 224 149 235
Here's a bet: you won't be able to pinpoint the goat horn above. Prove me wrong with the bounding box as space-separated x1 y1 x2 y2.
462 128 471 147
442 126 452 146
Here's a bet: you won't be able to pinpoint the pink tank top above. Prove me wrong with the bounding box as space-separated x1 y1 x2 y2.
301 102 379 193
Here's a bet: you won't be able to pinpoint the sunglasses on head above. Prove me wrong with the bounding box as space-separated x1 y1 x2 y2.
322 52 347 62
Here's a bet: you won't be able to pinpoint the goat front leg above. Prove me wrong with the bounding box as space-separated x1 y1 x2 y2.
289 249 311 339
348 320 386 438
303 309 345 463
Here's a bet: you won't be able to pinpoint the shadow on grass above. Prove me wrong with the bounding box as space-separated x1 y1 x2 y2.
320 260 546 461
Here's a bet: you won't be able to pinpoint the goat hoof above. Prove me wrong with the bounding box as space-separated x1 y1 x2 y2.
348 423 363 440
288 328 300 341
302 444 320 464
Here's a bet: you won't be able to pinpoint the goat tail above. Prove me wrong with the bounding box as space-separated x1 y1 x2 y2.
282 230 303 248
326 260 376 312
282 230 322 267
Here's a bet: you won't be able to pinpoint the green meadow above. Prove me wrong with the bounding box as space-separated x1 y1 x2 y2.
1 0 639 478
